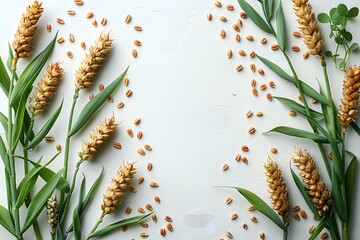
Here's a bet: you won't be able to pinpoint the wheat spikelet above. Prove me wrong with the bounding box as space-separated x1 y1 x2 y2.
292 147 332 216
78 115 117 160
12 1 44 65
292 0 323 55
338 66 360 132
28 62 64 116
264 155 290 216
101 162 137 215
46 195 58 235
75 32 113 90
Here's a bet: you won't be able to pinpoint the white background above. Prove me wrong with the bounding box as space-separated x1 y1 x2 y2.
0 0 360 239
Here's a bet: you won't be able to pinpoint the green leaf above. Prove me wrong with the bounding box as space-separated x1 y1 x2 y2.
7 43 14 72
227 187 286 230
262 0 274 20
325 51 333 57
309 217 330 240
10 33 57 107
266 126 329 143
290 168 321 219
0 205 18 237
73 175 86 240
351 122 360 135
27 99 63 149
256 54 328 104
87 213 152 239
68 67 128 137
343 31 352 41
348 7 359 18
0 136 10 173
0 113 9 137
345 155 357 219
22 169 63 233
0 56 10 96
349 43 359 52
331 169 346 221
237 0 274 34
318 13 330 23
275 1 286 51
337 4 348 17
38 167 70 193
274 97 324 121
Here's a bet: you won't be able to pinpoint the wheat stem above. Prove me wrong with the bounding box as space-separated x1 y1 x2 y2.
86 213 105 240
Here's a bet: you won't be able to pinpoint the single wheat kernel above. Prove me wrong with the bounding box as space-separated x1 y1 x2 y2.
86 12 93 18
67 50 73 58
225 196 232 204
98 83 104 91
140 232 148 238
240 11 247 18
232 24 240 32
251 79 256 87
117 101 124 108
165 215 172 222
235 34 241 42
320 232 328 239
242 156 248 164
125 14 132 24
134 25 142 31
67 10 75 15
247 205 255 211
80 41 86 49
300 210 307 219
271 44 279 50
149 182 159 188
246 110 253 118
248 127 255 134
145 203 153 211
242 223 248 230
225 231 233 239
138 207 145 213
152 213 158 222
92 19 97 27
258 69 265 75
134 40 142 46
147 162 153 171
123 77 129 86
236 64 243 72
144 144 152 151
293 31 301 38
140 222 149 228
249 51 255 58
138 176 144 184
56 144 62 152
256 111 263 117
89 94 94 100
137 148 145 155
57 18 64 24
45 136 55 142
293 213 300 221
269 81 275 88
160 228 166 237
261 37 267 44
260 232 265 239
220 30 226 38
239 50 246 56
259 83 266 91
131 49 138 58
270 147 277 153
166 223 173 232
289 110 296 117
113 141 122 149
134 118 141 125
292 46 300 52
126 89 133 97
312 99 317 104
137 131 143 139
57 37 65 44
237 19 243 27
127 128 133 137
235 154 241 162
222 163 229 171
308 226 315 234
251 216 258 223
154 195 161 203
227 50 233 59
69 33 75 42
293 205 300 212
246 35 254 41
125 206 132 214
250 63 256 72
47 24 52 32
101 17 107 26
214 1 222 7
122 226 127 232
241 145 249 152
74 0 83 6
226 4 234 10
266 93 273 101
303 52 309 59
252 88 258 96
219 16 227 22
230 213 238 220
207 13 212 21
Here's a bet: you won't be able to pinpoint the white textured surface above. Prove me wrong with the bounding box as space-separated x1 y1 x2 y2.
0 0 360 239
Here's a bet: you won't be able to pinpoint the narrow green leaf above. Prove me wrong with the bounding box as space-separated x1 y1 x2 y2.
266 126 329 143
7 43 14 72
0 113 9 138
68 67 128 137
331 169 346 221
56 224 65 240
262 0 274 20
350 122 360 135
73 176 86 240
290 168 321 219
0 57 10 96
345 155 357 219
309 217 330 240
237 0 273 34
257 54 328 104
275 97 324 121
22 169 63 233
227 187 286 230
0 136 10 173
38 167 70 193
27 99 63 149
0 205 18 237
88 213 152 239
10 33 57 107
275 1 286 50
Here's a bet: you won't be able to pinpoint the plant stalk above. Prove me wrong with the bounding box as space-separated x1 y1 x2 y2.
342 220 349 240
60 88 79 205
283 229 288 240
86 213 105 240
